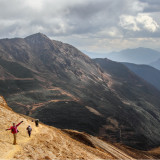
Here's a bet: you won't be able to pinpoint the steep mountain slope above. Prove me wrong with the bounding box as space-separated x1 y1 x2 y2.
106 47 160 64
0 33 109 111
2 96 160 159
1 33 160 150
94 58 160 149
123 62 160 91
0 96 115 159
150 58 160 70
0 33 113 139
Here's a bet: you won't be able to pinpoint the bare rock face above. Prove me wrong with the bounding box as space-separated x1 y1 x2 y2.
1 33 160 150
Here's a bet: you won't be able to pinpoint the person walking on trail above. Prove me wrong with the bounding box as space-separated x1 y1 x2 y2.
26 125 32 137
6 121 23 145
35 119 39 127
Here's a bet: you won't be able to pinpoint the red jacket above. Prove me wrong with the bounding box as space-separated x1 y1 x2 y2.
7 121 23 134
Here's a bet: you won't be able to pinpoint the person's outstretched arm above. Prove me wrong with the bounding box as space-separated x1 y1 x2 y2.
16 121 23 127
6 127 12 131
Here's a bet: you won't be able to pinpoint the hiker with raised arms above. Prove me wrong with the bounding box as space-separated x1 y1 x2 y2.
6 121 23 145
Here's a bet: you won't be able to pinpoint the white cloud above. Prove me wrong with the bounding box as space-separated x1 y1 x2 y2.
25 0 43 10
119 13 159 32
136 14 159 32
119 15 140 31
95 27 123 38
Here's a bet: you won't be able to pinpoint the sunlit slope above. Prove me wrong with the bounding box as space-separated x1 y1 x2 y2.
0 96 114 159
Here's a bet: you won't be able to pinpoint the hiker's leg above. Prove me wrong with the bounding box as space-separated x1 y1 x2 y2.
28 131 31 137
13 133 16 145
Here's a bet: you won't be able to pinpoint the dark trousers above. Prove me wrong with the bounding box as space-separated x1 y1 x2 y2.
28 131 31 137
35 122 39 127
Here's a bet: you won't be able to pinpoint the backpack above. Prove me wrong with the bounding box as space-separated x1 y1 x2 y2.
28 127 32 132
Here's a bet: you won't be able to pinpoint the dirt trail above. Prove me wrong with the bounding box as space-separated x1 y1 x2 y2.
0 96 114 159
3 125 40 159
0 96 41 159
88 136 135 159
12 124 114 160
0 96 139 159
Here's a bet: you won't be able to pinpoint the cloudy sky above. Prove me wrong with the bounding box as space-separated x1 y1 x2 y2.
0 0 160 57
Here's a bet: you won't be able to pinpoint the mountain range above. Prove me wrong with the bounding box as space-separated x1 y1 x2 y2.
123 62 160 91
1 33 160 150
106 47 160 65
150 58 160 70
